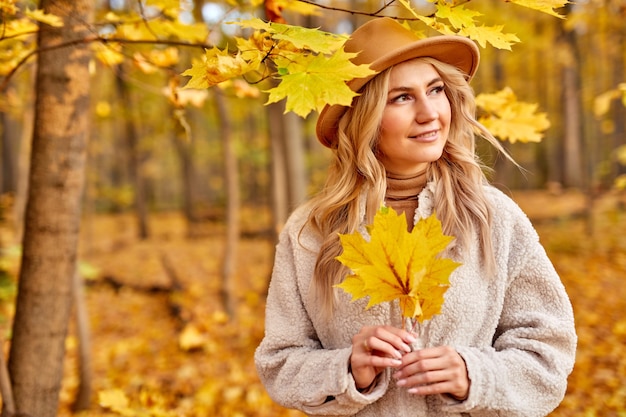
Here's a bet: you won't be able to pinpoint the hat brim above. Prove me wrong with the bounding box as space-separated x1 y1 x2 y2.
316 35 479 148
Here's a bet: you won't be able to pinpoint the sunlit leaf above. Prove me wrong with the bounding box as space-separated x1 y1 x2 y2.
98 389 131 414
335 207 460 322
435 3 482 30
460 24 520 50
92 42 125 67
507 0 569 18
182 47 258 89
266 48 375 117
476 87 550 143
274 0 321 16
25 9 64 27
179 323 205 351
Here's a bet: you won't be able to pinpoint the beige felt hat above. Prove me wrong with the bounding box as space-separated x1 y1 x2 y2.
316 17 480 148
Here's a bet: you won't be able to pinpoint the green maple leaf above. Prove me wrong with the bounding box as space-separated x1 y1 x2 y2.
335 207 461 322
266 48 376 117
237 18 346 54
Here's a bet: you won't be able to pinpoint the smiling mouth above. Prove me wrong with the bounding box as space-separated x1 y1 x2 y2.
409 130 438 140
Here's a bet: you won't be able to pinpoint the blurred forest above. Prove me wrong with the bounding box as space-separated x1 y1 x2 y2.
0 0 625 415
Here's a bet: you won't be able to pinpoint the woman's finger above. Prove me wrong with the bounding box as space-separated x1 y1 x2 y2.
393 346 469 399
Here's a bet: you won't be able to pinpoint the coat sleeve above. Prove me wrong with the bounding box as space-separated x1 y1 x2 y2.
254 215 389 416
444 199 577 416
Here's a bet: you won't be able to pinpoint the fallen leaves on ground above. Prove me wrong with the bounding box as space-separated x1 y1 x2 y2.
2 191 626 415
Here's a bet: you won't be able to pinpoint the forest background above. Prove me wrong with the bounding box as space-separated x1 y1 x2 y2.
0 0 625 416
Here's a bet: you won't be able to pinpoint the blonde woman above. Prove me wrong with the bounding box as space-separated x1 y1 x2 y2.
255 17 576 416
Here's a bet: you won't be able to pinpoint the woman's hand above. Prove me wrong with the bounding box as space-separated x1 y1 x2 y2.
393 345 470 400
350 326 417 390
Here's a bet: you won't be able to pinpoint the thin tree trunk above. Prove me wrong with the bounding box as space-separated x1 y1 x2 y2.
7 0 93 415
71 272 92 412
11 73 35 245
0 347 15 416
0 110 17 195
611 31 626 179
558 20 584 188
116 66 150 239
171 107 197 226
282 111 307 208
214 89 239 318
267 101 288 243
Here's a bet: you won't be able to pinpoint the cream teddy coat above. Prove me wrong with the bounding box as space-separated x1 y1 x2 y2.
255 183 577 417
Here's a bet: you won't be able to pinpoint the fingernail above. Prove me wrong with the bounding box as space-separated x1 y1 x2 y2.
407 334 417 343
396 378 407 386
408 387 419 394
401 343 411 353
390 359 402 366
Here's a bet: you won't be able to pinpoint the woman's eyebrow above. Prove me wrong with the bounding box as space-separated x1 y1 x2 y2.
387 77 444 94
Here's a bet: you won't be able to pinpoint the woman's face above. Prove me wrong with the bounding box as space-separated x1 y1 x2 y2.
377 60 451 176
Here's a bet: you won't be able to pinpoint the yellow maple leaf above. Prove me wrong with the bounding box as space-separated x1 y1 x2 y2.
460 24 520 50
25 8 64 27
335 207 461 322
182 47 258 89
507 0 569 19
92 42 125 67
476 87 550 143
435 3 482 30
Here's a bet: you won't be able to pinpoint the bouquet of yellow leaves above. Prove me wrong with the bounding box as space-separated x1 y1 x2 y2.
335 206 461 345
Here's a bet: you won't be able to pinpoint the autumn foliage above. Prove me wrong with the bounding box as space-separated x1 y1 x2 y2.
2 191 624 415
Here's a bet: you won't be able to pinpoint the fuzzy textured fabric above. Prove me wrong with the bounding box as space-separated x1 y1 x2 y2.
255 183 577 417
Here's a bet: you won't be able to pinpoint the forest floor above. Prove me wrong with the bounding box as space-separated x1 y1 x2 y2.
2 189 626 416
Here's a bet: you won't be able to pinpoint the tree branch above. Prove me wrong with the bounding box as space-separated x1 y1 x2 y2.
0 35 214 93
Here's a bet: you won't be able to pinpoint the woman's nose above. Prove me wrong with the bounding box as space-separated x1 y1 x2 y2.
414 99 438 124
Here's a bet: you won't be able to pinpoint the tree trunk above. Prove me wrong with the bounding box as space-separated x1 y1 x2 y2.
266 101 289 243
611 30 626 179
71 272 92 412
214 89 239 318
0 110 18 195
0 347 15 415
558 17 584 188
7 0 94 415
282 111 307 209
171 107 197 226
116 66 150 239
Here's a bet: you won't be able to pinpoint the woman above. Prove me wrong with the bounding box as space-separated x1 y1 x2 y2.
255 17 576 416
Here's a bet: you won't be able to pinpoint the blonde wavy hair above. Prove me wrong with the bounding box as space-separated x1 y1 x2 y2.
305 57 510 317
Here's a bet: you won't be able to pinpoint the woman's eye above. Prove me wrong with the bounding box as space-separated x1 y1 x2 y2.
429 85 445 95
391 93 411 103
